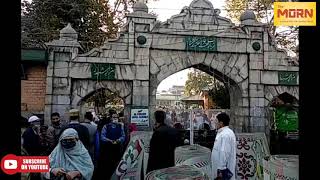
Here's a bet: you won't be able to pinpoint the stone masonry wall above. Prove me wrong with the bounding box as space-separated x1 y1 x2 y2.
44 0 299 134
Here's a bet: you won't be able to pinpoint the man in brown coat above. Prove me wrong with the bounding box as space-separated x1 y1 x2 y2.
46 112 64 153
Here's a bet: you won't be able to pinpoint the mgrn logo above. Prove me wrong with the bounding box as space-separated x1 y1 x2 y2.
274 2 316 26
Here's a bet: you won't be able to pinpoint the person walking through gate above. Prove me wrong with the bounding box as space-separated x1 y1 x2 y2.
147 110 184 174
211 113 236 180
194 112 204 130
60 109 90 151
81 112 97 162
165 109 173 127
99 112 125 179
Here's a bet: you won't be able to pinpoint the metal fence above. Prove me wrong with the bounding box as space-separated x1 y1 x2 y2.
162 108 229 130
160 108 230 148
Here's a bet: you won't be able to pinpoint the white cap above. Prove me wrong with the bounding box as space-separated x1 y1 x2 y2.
69 109 80 117
28 115 40 123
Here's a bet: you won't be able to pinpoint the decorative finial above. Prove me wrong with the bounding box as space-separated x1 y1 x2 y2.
60 23 78 40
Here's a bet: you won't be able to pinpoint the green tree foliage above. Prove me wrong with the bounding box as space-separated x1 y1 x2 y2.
225 0 298 55
85 89 123 114
184 70 230 108
21 0 156 51
85 89 123 106
184 70 215 96
225 0 273 22
208 83 230 109
225 0 248 23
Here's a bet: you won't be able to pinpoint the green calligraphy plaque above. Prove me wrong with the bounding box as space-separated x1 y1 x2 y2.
185 36 217 52
278 71 298 85
91 63 116 80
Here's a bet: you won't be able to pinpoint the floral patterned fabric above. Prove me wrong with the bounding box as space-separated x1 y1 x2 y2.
235 133 270 180
116 132 278 180
115 131 153 180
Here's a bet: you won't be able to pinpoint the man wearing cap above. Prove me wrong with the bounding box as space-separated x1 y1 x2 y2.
60 109 90 151
22 116 43 155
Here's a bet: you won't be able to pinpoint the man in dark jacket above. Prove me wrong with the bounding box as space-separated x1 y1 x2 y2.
60 109 90 150
22 116 43 156
22 115 46 180
147 110 184 173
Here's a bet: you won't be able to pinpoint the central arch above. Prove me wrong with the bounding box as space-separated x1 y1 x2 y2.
149 50 250 133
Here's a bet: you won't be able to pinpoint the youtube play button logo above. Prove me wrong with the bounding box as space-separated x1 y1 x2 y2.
4 160 17 169
1 154 49 175
1 154 19 175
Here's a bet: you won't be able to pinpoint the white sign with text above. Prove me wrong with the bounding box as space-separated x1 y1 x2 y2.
131 108 149 126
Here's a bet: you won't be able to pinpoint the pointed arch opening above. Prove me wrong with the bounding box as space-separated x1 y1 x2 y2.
268 92 299 155
78 88 125 119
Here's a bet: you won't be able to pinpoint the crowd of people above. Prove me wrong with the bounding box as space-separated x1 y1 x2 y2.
21 109 137 180
158 107 224 131
22 108 236 180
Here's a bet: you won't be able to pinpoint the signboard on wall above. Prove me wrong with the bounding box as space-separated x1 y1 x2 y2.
278 71 298 85
185 36 217 52
131 107 149 127
91 63 115 80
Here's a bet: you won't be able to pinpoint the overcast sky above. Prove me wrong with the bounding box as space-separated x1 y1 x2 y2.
147 0 227 21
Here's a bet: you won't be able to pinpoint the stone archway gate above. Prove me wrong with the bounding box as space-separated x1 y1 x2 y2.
44 0 299 133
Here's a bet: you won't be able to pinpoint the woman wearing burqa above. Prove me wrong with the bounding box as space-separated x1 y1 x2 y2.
43 128 94 180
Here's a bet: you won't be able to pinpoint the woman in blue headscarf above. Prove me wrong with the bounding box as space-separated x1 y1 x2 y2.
43 128 94 180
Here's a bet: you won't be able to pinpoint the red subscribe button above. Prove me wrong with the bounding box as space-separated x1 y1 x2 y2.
1 154 49 175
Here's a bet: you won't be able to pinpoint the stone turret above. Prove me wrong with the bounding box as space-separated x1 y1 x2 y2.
44 23 81 124
133 1 148 13
60 23 78 41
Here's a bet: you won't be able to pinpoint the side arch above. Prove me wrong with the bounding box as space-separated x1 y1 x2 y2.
70 80 133 109
264 86 299 106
